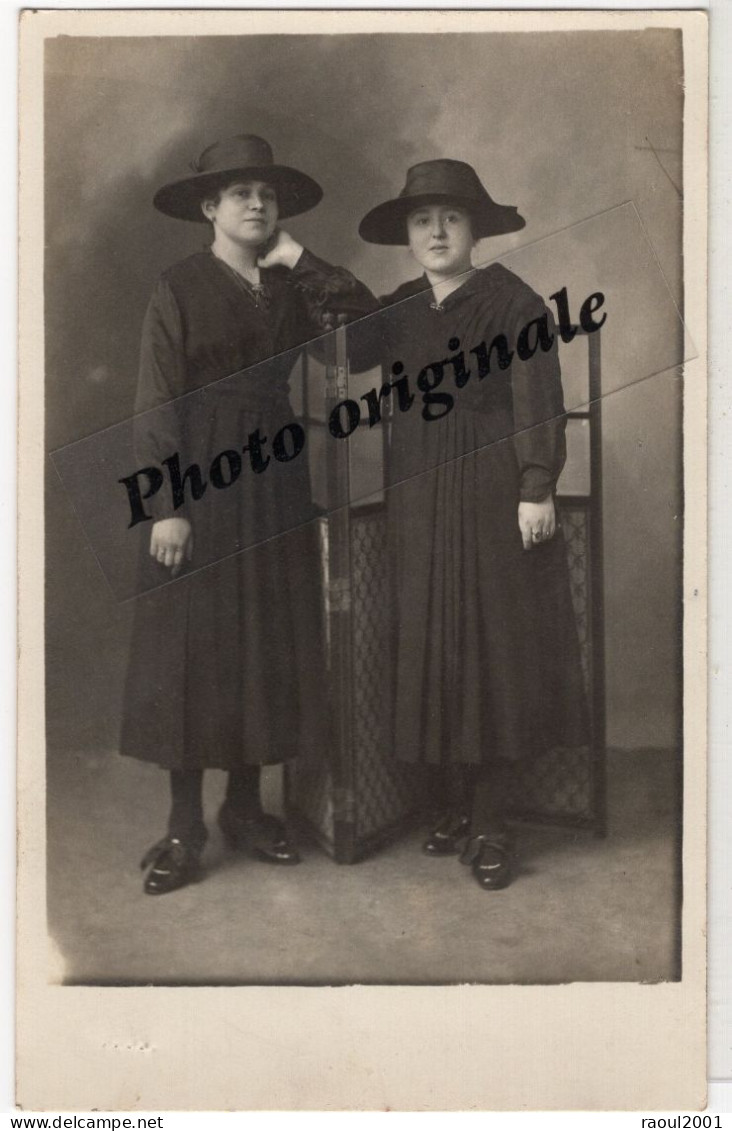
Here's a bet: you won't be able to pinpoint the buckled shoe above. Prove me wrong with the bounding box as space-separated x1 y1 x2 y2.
422 812 471 856
218 806 301 865
459 834 515 891
140 833 206 895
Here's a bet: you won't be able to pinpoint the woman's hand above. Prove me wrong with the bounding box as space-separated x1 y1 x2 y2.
518 496 556 551
150 517 193 577
257 229 304 271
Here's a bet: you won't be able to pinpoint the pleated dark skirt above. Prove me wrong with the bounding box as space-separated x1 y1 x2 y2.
119 390 326 772
388 404 589 767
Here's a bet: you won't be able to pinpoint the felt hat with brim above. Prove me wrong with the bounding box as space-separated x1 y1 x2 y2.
153 134 323 223
358 159 525 245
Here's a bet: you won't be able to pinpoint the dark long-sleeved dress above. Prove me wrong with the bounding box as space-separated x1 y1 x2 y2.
119 248 378 771
360 263 589 766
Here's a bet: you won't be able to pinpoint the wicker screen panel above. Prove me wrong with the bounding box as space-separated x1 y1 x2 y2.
350 511 419 843
288 499 602 857
285 517 334 850
562 505 591 691
287 753 336 846
506 502 598 826
507 747 593 821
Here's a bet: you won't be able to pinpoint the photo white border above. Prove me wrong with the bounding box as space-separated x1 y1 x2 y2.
16 7 709 1113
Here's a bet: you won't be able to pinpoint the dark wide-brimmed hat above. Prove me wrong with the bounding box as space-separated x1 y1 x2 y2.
153 134 323 223
358 159 525 245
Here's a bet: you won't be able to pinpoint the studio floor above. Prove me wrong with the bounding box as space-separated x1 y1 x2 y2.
46 747 680 985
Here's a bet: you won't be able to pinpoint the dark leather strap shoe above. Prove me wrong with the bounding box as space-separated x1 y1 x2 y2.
460 834 515 891
218 807 301 865
140 834 205 895
422 812 471 856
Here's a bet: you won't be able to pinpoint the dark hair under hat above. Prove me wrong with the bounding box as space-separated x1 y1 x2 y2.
153 134 323 223
358 159 525 245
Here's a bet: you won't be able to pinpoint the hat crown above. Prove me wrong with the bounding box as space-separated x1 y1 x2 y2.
193 134 275 176
357 157 525 245
400 159 490 204
154 134 322 223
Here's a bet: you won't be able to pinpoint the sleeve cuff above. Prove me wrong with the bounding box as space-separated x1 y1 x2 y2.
519 470 556 503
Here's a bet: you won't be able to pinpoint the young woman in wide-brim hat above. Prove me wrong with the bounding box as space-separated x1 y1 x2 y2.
121 134 377 895
356 159 589 891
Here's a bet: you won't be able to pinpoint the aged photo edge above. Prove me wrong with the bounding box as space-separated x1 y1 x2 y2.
16 7 709 1112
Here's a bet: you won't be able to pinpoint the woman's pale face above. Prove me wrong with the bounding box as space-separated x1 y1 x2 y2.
406 203 475 279
202 180 279 247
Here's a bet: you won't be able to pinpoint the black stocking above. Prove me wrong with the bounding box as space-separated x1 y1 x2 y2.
224 764 263 818
168 769 205 841
470 760 513 841
426 764 478 819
